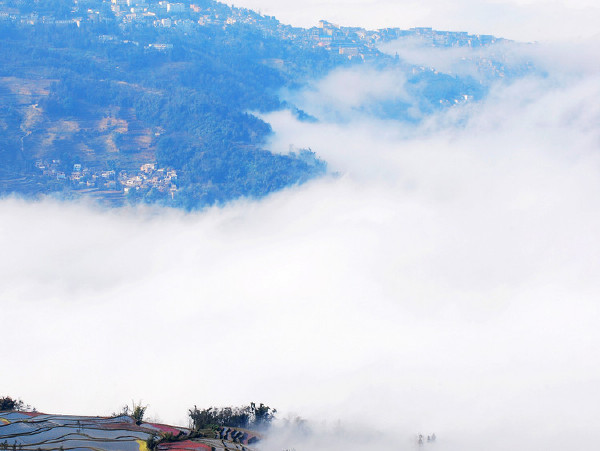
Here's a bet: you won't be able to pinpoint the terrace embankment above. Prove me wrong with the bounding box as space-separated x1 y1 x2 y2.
0 411 261 451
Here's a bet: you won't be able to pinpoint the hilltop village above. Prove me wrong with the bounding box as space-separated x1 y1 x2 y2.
33 159 177 196
0 0 502 60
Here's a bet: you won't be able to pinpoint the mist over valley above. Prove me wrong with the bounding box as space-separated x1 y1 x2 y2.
1 1 600 450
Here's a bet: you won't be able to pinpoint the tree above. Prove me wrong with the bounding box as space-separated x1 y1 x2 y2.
0 397 24 412
250 402 276 429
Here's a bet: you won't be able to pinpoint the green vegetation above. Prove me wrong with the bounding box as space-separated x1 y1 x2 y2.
0 1 335 208
131 401 147 426
146 431 183 451
0 398 284 450
189 402 276 431
0 1 501 209
112 401 147 425
145 434 159 451
0 397 20 412
0 397 33 412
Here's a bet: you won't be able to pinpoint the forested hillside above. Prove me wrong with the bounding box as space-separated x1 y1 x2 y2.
0 0 515 208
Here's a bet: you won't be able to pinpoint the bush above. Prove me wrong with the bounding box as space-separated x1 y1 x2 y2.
131 401 147 426
113 401 147 425
145 435 158 451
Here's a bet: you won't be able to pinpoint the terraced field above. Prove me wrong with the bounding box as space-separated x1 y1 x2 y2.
0 412 260 451
0 77 157 171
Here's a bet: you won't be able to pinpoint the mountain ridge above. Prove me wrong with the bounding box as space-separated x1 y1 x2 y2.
0 0 525 209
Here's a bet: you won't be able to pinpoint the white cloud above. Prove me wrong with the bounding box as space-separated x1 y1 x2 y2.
2 38 600 451
280 66 412 123
377 39 538 80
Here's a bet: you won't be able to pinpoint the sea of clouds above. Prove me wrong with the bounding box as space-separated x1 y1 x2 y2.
1 33 600 451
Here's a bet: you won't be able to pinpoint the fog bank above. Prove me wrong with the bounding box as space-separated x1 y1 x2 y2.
2 41 600 450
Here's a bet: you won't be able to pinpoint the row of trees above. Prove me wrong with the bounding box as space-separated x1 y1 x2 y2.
188 402 277 431
146 402 277 450
2 396 276 432
117 400 278 447
113 400 278 433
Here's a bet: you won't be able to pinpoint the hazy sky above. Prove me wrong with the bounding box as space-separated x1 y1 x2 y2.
2 3 600 451
223 0 600 41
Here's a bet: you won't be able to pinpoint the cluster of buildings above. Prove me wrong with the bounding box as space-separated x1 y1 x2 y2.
0 10 82 26
0 0 245 29
33 159 178 197
297 21 501 60
110 0 282 32
121 163 178 196
302 20 375 60
376 26 499 48
0 0 501 60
